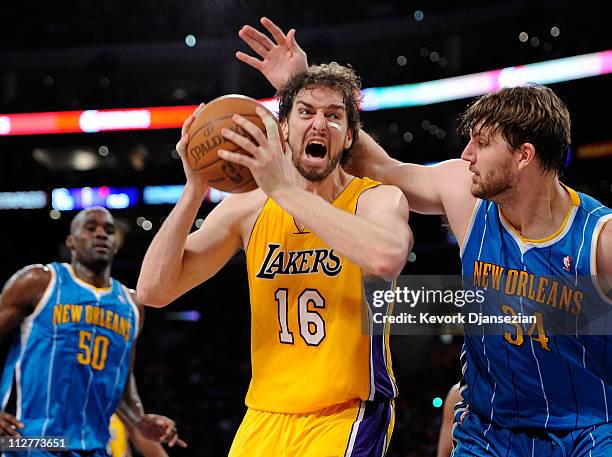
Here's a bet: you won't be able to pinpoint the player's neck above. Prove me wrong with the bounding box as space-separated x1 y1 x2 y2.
291 167 352 203
497 174 571 240
72 262 112 288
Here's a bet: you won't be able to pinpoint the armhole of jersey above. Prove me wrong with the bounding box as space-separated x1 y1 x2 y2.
459 199 483 258
589 215 612 305
354 183 382 215
26 264 57 322
245 197 270 255
122 285 141 338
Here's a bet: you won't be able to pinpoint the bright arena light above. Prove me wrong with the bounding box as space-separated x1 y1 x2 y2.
0 116 10 134
1 50 611 135
185 34 196 47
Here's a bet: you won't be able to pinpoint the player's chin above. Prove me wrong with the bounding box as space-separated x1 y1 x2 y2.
470 183 485 199
90 251 113 264
299 166 329 182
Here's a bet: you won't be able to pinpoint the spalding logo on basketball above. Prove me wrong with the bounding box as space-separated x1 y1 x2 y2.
186 94 280 193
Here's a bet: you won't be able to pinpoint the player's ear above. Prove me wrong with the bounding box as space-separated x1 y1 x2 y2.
344 128 354 149
516 142 536 171
280 120 290 154
281 119 289 140
65 234 75 251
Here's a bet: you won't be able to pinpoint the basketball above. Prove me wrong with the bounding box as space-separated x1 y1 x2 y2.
186 94 279 193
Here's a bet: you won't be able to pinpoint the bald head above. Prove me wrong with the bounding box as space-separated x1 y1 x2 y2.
70 207 113 235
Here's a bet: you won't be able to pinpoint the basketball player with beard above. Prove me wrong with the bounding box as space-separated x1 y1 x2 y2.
235 18 612 457
137 64 413 456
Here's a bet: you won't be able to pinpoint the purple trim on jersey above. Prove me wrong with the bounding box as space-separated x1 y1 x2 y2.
364 281 397 400
370 334 396 398
345 399 393 457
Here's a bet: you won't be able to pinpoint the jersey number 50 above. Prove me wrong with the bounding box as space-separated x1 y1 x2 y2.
77 330 110 370
275 288 326 346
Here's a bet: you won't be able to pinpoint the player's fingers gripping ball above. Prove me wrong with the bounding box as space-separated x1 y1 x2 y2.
186 95 281 193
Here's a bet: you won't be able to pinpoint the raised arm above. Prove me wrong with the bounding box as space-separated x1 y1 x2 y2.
236 17 308 91
348 130 477 246
235 19 476 245
136 106 253 307
348 130 466 214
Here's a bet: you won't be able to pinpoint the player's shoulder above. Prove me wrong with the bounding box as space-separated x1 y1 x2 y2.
3 264 52 292
365 182 405 198
1 264 53 314
574 190 612 217
358 181 409 212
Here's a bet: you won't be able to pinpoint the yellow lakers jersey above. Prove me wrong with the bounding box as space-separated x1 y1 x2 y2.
245 177 397 413
108 413 131 457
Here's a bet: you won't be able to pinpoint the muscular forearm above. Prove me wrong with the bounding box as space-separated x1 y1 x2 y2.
271 185 409 278
352 131 457 215
137 184 203 306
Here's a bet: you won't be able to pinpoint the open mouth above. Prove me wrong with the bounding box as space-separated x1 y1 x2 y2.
305 142 327 159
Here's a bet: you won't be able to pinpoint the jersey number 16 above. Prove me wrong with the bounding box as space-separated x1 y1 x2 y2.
275 288 326 346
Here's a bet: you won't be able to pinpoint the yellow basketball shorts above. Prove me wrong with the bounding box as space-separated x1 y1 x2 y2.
228 398 395 457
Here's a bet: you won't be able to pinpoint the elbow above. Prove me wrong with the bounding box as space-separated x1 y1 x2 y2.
370 238 411 280
369 258 403 280
136 284 171 308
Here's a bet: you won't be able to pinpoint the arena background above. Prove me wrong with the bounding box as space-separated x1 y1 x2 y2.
0 1 610 455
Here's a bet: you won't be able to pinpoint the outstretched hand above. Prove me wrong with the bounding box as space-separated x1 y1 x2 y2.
236 17 308 91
